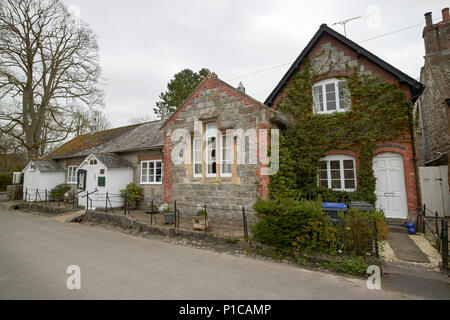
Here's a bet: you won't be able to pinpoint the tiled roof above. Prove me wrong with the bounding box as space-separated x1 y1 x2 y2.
48 121 163 160
265 24 424 106
31 160 64 172
102 120 164 153
93 153 134 168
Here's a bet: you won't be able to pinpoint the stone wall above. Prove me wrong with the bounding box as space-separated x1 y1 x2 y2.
417 59 450 166
163 76 275 220
6 184 23 200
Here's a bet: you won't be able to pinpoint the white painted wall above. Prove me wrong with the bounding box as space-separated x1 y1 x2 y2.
23 168 65 202
78 155 133 210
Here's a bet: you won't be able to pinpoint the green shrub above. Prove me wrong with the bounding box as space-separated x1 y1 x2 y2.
0 173 13 191
50 184 71 199
335 209 387 256
120 183 143 207
252 198 388 257
251 198 337 254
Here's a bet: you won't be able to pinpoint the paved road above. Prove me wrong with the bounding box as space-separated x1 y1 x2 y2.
0 208 427 300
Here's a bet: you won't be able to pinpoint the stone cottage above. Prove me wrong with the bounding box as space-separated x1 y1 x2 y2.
265 24 424 220
161 74 285 218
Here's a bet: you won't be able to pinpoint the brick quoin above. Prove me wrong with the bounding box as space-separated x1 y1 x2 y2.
163 135 173 204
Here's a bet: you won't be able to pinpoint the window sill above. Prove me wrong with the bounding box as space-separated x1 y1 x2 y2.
313 109 350 115
140 183 163 186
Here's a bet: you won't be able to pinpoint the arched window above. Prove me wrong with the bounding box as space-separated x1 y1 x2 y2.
318 154 356 191
312 78 351 114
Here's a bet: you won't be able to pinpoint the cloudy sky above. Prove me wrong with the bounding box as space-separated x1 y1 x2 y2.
61 0 448 127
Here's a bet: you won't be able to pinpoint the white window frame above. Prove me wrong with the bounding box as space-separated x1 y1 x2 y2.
67 166 78 184
193 137 202 178
206 123 217 178
140 160 163 185
312 78 351 114
220 133 232 177
317 154 357 192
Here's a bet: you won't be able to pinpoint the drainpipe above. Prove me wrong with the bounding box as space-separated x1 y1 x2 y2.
407 101 422 213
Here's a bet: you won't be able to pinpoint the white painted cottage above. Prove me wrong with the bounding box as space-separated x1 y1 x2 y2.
22 160 65 201
76 153 134 210
22 120 165 209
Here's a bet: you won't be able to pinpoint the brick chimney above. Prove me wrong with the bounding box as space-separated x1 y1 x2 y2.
423 8 450 56
443 8 449 21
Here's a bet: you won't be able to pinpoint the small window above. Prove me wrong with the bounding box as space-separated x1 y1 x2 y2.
90 159 97 165
193 138 202 178
313 78 351 114
317 155 356 192
67 166 78 184
206 123 217 177
221 134 232 177
100 169 105 175
141 160 163 184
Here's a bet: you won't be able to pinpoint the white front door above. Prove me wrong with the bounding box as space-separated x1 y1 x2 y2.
373 153 408 219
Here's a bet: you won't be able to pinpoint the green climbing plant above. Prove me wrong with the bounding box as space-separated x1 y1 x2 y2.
270 59 411 205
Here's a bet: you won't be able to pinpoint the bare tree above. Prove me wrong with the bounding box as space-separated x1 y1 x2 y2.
74 109 111 136
0 0 104 160
128 114 157 125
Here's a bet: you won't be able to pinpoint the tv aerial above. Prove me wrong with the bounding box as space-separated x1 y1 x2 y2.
332 16 362 37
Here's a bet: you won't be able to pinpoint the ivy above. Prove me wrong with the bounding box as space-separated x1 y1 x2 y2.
270 59 411 205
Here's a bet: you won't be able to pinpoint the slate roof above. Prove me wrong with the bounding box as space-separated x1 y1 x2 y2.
102 120 164 153
265 24 424 106
47 121 163 160
30 160 64 172
92 153 134 168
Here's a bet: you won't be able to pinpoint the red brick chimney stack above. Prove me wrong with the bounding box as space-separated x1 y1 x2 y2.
423 8 450 56
442 7 449 21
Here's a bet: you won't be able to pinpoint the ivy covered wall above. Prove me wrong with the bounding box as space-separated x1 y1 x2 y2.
269 47 416 209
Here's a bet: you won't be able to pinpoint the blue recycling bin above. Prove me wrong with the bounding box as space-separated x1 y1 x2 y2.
322 202 347 225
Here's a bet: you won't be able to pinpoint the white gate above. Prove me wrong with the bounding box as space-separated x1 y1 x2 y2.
419 166 449 217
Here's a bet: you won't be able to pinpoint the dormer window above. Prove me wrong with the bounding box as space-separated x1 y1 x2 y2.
312 78 350 114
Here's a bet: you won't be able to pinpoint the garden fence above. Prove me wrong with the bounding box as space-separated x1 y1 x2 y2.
417 204 449 271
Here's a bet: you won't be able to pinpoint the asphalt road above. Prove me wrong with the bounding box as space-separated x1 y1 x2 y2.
0 208 424 300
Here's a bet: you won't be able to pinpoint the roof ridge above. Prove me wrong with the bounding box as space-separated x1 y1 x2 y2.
265 23 424 106
160 74 269 128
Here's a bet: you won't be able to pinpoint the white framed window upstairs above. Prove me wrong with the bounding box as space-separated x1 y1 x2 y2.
141 160 163 184
67 166 78 184
318 154 356 192
313 78 351 114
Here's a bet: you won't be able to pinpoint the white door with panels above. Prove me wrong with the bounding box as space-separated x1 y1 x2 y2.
373 153 408 219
